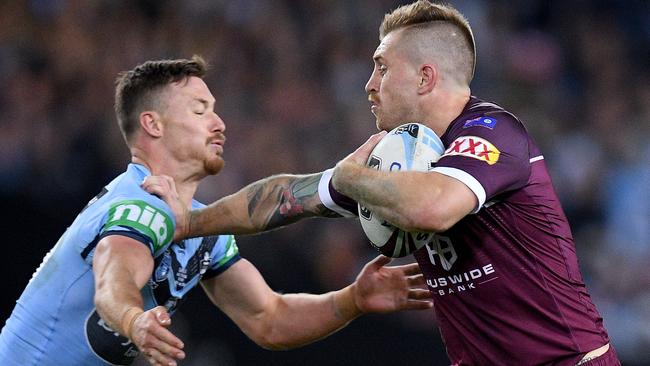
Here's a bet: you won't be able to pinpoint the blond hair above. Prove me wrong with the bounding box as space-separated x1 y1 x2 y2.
380 1 476 84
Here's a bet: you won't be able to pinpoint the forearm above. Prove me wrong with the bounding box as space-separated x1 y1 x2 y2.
94 272 144 338
332 161 420 230
332 161 476 232
189 173 342 237
262 285 362 350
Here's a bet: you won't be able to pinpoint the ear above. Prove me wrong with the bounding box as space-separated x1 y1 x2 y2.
139 111 163 138
417 64 437 95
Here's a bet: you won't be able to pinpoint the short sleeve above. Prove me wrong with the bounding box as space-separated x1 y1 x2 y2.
202 235 241 279
100 198 176 256
433 113 531 211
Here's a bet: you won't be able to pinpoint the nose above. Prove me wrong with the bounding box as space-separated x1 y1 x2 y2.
365 70 379 94
211 112 226 133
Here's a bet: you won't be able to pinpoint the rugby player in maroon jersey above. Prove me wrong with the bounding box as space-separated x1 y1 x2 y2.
144 1 619 365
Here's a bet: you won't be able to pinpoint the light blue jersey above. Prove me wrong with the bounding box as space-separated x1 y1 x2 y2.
0 164 240 365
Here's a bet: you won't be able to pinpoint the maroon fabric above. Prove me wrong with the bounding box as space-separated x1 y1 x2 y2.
579 346 621 366
331 97 612 365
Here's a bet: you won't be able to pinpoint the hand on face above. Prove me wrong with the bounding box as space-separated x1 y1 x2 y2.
129 306 185 366
352 255 432 314
141 175 189 242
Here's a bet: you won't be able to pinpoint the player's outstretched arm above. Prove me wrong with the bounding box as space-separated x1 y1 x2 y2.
143 173 344 240
332 133 476 232
202 255 432 350
93 236 185 365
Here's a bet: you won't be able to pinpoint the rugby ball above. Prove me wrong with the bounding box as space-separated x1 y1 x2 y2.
358 123 445 257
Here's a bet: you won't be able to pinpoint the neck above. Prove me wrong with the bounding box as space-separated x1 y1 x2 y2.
131 148 201 207
421 86 470 137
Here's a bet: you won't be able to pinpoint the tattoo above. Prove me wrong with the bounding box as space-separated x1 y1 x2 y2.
341 167 403 225
246 174 342 231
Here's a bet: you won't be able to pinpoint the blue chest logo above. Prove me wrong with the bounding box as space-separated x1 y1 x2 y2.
463 116 497 130
154 250 172 283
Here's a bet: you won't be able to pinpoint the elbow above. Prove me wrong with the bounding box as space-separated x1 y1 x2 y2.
257 340 290 352
93 287 109 320
93 278 107 309
241 316 294 351
249 330 292 351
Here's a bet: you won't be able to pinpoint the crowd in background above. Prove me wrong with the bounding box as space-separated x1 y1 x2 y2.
0 0 648 365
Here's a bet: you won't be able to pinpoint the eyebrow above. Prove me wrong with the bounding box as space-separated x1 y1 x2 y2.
194 98 214 108
373 55 385 63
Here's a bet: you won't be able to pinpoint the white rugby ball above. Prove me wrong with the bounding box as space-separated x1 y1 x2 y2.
358 123 444 257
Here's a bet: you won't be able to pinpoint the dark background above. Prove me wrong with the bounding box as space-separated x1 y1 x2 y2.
1 0 648 365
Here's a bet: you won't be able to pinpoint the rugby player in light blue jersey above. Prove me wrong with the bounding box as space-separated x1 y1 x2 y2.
0 56 432 366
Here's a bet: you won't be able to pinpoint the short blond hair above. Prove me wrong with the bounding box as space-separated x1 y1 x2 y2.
380 1 476 83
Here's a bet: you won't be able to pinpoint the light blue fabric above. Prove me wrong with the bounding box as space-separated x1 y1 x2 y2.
0 164 239 365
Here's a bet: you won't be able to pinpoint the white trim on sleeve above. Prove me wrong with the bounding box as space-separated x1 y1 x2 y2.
431 167 487 213
318 168 357 218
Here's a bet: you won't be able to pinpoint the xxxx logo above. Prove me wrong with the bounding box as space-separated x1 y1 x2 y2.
443 136 500 165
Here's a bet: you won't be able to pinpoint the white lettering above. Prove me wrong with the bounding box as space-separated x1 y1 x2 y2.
150 212 168 247
97 317 120 337
426 263 497 296
449 274 463 284
139 206 155 226
112 204 142 222
425 235 458 271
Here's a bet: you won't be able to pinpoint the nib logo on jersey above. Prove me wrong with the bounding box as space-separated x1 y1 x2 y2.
424 235 497 296
105 200 174 253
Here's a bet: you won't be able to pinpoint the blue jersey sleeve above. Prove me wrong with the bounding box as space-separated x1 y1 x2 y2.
202 235 241 279
100 196 176 256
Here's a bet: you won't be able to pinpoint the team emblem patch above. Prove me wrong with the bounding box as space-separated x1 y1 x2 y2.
443 136 500 165
463 116 497 129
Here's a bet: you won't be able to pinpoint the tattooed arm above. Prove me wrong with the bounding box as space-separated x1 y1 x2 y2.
144 173 344 239
331 133 476 233
245 173 344 228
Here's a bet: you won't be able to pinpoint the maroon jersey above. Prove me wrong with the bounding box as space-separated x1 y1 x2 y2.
319 97 610 365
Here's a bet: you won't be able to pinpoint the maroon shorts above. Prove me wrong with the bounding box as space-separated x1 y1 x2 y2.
579 345 621 366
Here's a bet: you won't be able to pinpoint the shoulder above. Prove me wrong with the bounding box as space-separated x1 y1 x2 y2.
450 98 527 138
442 98 529 160
106 168 176 225
98 167 176 255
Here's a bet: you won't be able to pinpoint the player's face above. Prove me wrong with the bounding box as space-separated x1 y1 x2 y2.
160 76 226 176
365 31 420 131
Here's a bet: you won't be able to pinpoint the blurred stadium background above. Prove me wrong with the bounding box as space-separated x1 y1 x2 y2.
1 0 648 365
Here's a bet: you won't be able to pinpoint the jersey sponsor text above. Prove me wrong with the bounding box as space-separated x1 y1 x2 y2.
442 136 500 165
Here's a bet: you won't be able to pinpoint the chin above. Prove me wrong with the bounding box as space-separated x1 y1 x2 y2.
376 119 397 132
375 117 387 132
205 157 225 175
